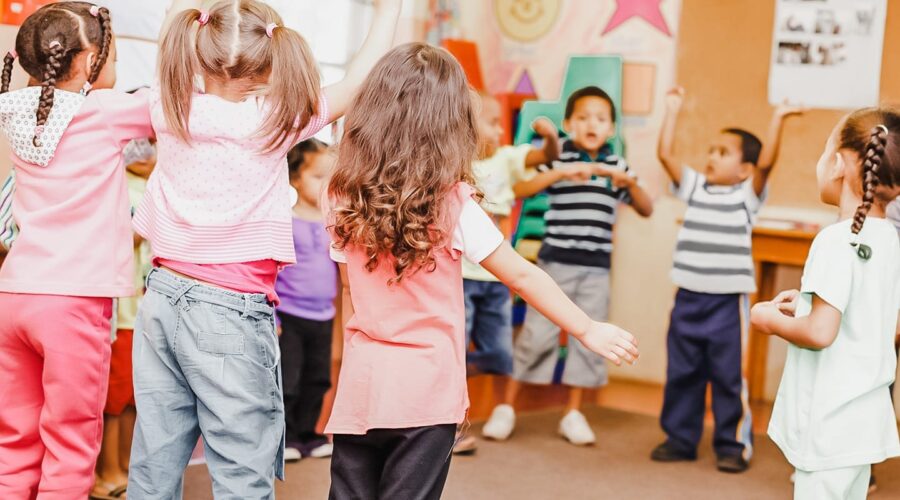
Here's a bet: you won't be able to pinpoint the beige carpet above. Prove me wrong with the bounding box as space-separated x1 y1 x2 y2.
183 406 900 499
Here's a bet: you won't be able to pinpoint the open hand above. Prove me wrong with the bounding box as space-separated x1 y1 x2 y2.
560 162 595 182
532 117 558 140
577 321 639 366
594 166 636 189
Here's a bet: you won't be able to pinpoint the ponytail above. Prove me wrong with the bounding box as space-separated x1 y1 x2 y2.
34 41 65 147
261 26 321 153
159 8 204 144
86 6 112 85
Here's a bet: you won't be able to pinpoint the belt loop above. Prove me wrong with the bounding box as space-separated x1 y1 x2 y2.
145 267 156 290
241 294 251 318
169 281 197 307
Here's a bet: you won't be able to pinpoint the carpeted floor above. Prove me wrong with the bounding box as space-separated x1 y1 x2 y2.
183 406 900 499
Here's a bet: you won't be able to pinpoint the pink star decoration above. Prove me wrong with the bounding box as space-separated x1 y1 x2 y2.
602 0 672 37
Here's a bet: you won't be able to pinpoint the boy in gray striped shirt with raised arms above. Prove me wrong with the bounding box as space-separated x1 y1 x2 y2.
651 87 802 473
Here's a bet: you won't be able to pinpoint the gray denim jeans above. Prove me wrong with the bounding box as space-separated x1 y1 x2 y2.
128 268 285 499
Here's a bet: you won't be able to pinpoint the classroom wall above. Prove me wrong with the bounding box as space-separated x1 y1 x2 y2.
459 0 900 401
611 0 900 398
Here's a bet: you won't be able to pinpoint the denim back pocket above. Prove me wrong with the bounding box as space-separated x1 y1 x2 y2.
198 332 245 355
195 303 246 356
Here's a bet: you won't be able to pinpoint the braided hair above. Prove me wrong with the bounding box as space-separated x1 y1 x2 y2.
0 50 15 94
839 108 900 260
11 2 113 146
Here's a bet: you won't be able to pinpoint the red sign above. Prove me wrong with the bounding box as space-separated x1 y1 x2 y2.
2 0 58 26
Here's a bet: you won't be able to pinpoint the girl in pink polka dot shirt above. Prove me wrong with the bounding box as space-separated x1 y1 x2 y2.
127 0 403 497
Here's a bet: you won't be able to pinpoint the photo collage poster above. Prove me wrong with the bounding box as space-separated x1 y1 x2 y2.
768 0 887 109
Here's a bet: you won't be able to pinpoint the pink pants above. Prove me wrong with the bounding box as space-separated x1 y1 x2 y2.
0 293 112 499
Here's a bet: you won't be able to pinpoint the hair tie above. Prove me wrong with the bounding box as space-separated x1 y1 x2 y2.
266 23 279 38
198 10 210 26
876 124 889 135
33 125 45 147
89 5 100 17
8 50 16 60
49 40 61 49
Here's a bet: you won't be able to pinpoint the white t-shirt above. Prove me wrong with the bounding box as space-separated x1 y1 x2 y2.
768 218 900 472
463 145 535 282
887 198 900 238
330 198 504 265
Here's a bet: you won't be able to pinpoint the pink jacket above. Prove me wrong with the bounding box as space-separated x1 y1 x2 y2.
0 88 152 297
133 88 329 265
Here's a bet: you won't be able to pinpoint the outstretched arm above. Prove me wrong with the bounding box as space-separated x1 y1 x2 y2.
481 243 639 365
524 117 561 167
754 103 804 196
513 163 594 199
658 87 685 186
324 0 403 120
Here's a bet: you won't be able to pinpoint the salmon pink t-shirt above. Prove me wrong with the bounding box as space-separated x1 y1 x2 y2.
326 184 504 434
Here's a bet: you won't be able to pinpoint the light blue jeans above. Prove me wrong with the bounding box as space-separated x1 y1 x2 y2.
128 268 285 499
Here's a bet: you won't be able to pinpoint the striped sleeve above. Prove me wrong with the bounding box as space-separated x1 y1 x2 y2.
742 178 766 218
673 166 701 202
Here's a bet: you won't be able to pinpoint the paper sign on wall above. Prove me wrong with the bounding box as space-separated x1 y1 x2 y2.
768 0 886 110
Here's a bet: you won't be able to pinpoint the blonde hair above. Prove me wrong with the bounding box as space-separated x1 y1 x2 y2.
328 43 479 283
159 0 320 152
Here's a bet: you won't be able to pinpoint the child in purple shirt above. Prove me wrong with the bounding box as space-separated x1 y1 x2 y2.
275 139 338 460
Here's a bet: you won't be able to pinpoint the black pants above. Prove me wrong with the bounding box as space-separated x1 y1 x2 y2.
277 311 333 444
329 424 456 500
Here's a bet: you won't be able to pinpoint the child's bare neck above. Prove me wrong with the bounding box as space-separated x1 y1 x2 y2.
835 182 887 221
205 79 252 103
30 78 86 95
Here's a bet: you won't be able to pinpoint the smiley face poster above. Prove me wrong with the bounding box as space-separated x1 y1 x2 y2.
494 0 562 42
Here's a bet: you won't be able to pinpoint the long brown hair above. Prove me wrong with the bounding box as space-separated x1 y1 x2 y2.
328 42 479 283
1 2 113 146
839 108 900 241
159 0 320 152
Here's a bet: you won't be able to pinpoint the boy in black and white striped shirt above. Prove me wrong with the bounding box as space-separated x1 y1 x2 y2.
651 87 802 473
482 87 653 446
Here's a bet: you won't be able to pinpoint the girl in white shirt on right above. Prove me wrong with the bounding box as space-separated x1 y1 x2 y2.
752 107 900 500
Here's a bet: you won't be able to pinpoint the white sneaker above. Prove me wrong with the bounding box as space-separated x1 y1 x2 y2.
284 447 302 462
558 410 596 445
482 404 516 441
309 442 333 458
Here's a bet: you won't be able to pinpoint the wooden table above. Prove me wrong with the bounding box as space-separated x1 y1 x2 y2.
747 225 817 403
